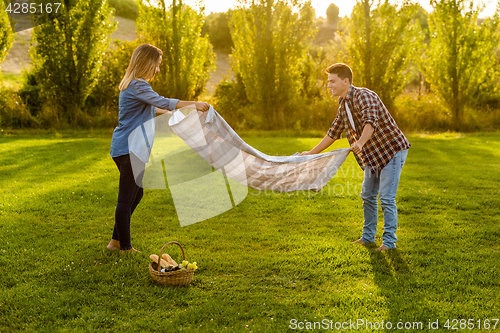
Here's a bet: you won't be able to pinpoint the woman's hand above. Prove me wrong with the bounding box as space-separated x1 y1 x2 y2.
176 101 211 111
300 151 311 156
194 102 210 112
156 108 171 115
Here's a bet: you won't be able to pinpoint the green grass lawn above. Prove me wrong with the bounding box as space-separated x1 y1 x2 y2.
0 131 499 332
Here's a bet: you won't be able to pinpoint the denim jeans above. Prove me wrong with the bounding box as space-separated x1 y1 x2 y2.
360 149 408 249
112 153 145 250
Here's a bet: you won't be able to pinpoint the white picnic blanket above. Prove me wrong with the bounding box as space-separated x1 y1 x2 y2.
167 106 350 192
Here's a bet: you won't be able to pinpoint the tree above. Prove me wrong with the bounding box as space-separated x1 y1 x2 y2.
340 0 422 111
136 0 214 101
85 39 141 124
326 3 339 26
228 0 316 129
2 0 17 34
415 5 430 42
202 12 234 53
423 0 500 130
28 0 116 126
0 0 15 73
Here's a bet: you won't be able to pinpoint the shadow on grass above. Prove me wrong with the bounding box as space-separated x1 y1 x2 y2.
368 248 437 330
0 139 112 181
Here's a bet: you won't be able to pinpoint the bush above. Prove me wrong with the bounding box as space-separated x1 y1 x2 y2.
213 76 251 130
18 72 43 117
0 87 36 128
393 93 500 133
293 97 340 131
393 93 451 132
462 107 500 133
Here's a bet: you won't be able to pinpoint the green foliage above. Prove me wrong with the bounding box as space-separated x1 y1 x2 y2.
394 92 500 133
136 0 215 101
227 0 316 129
393 93 451 132
422 0 500 130
213 75 250 129
27 0 117 127
0 86 35 128
326 3 339 25
202 12 234 53
1 0 16 34
340 0 423 111
18 72 43 117
86 39 141 127
415 5 430 41
107 0 139 20
0 0 15 70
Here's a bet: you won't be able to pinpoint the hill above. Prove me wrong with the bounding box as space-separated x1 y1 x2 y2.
1 16 137 76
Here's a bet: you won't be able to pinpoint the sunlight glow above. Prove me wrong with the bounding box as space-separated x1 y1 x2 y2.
176 0 497 19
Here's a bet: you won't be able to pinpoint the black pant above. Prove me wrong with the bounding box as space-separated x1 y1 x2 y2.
112 153 145 250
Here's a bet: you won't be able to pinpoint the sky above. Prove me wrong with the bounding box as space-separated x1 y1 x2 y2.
179 0 498 19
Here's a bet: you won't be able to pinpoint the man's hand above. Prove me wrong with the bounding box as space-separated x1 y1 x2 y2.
351 124 374 155
350 141 364 155
299 135 335 157
194 102 210 112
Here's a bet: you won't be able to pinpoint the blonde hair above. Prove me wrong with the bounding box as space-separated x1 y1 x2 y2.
119 44 163 91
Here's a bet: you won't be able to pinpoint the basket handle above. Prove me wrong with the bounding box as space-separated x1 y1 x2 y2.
156 241 187 272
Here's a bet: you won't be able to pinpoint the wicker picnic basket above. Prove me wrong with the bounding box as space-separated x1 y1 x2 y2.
149 241 194 286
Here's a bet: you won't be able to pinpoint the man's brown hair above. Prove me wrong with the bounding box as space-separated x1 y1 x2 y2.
325 63 353 84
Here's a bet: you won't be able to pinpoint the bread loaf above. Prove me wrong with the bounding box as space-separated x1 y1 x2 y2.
149 254 169 268
162 253 178 267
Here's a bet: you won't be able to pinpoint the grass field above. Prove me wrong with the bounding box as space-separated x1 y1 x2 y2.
0 130 499 332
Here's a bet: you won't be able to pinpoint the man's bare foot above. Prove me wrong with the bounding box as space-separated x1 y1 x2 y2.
106 239 120 250
375 245 390 251
353 239 367 245
120 248 141 254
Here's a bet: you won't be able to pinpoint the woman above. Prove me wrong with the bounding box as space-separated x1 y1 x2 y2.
107 44 210 253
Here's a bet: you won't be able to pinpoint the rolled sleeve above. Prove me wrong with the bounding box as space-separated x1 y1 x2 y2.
132 80 179 111
358 93 379 129
327 112 343 140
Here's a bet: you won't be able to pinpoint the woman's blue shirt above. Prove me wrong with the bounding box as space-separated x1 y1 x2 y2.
110 78 179 159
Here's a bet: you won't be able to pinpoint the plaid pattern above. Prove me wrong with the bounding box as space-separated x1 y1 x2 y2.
327 86 411 173
168 107 350 192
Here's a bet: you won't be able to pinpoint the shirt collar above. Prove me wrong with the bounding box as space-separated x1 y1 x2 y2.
339 85 355 104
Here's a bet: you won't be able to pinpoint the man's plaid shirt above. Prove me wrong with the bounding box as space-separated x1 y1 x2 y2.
327 85 411 173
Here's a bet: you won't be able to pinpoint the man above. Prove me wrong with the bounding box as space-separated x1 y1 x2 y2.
301 63 410 251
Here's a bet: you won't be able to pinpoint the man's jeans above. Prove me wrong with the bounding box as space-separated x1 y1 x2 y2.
360 149 408 249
